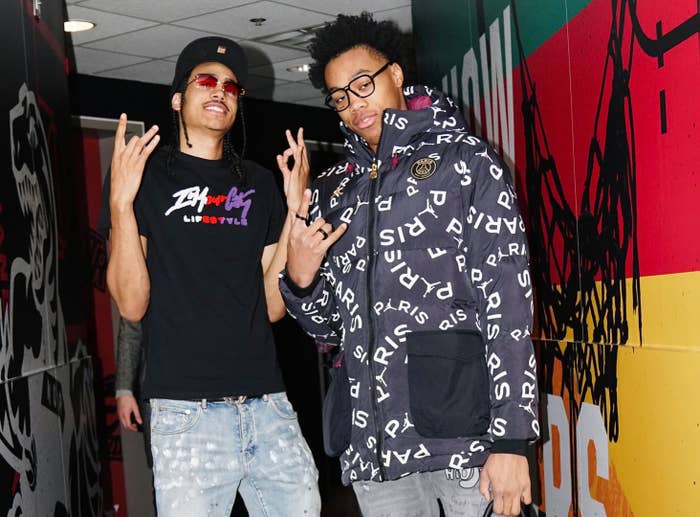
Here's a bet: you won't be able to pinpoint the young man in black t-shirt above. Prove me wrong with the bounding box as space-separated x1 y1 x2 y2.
99 36 321 517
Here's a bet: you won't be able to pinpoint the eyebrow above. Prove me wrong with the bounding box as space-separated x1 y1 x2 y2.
327 68 373 91
194 71 238 83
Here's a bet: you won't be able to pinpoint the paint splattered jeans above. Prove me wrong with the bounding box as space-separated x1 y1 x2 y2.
352 468 503 517
150 393 321 517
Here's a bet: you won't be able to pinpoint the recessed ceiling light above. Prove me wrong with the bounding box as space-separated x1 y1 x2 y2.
287 64 310 73
253 23 325 50
64 20 96 33
250 18 266 26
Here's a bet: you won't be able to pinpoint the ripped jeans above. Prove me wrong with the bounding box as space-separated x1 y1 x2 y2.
150 393 321 517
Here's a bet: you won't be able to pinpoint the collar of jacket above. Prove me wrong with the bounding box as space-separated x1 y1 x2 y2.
338 85 468 168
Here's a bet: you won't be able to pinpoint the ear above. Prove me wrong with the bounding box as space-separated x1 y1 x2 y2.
171 92 182 112
390 63 405 88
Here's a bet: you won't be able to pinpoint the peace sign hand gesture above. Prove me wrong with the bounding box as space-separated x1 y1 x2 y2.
109 113 160 212
287 189 347 289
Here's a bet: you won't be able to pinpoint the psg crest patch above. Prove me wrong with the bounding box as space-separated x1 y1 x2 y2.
410 157 437 180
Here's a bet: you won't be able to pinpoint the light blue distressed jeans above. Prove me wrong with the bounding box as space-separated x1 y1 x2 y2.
352 468 502 517
150 393 321 517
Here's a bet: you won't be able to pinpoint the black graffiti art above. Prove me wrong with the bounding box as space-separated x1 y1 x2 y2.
0 78 102 517
507 0 698 513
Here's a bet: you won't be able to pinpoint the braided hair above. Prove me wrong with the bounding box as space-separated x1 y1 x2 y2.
167 77 247 184
223 98 246 183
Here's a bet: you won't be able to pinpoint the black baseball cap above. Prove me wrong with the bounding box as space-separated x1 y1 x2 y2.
170 36 248 95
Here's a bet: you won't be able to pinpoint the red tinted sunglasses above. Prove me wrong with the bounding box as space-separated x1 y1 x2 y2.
188 73 245 97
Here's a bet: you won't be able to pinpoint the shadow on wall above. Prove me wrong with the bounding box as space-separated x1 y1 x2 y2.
240 44 276 100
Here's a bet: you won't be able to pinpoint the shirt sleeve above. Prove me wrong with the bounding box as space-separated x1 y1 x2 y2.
278 180 344 347
461 141 540 448
279 264 344 348
115 318 143 394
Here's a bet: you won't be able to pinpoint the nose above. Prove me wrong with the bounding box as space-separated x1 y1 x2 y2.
347 91 367 112
210 86 225 101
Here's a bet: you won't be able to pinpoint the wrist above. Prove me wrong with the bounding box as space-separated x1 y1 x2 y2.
110 200 135 217
282 268 321 296
289 271 315 289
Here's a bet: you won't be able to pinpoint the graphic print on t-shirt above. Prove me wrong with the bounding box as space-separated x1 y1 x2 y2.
164 184 255 226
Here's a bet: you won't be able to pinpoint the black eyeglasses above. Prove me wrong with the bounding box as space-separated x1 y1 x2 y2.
324 62 393 112
187 73 246 97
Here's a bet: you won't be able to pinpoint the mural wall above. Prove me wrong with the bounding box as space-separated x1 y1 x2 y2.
0 0 101 515
412 0 699 515
74 124 153 517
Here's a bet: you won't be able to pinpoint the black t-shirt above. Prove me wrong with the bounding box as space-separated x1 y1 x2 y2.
98 146 286 399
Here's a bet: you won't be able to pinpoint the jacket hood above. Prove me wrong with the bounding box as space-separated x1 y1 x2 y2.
339 85 468 165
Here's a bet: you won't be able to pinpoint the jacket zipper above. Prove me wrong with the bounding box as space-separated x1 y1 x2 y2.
366 157 386 480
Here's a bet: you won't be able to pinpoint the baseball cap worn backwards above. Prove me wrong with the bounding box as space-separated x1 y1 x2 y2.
171 36 248 95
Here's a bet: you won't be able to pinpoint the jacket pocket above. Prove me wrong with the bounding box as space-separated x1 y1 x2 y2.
407 330 490 438
322 355 352 456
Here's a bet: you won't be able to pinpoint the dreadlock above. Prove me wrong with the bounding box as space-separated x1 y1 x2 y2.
167 79 190 176
223 97 247 184
167 77 248 184
308 12 405 92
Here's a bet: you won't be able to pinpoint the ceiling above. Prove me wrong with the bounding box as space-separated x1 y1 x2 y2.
65 0 413 108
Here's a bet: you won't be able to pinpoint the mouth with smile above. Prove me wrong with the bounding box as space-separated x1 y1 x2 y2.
203 101 228 115
353 113 377 130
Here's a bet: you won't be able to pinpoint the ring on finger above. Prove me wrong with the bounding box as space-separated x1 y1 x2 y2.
316 228 328 240
294 213 309 225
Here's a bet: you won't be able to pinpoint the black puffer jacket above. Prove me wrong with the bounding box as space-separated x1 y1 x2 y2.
281 86 539 485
